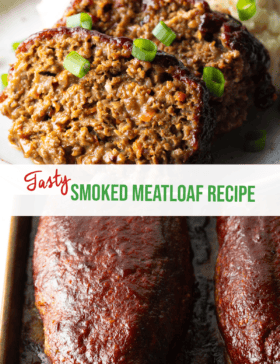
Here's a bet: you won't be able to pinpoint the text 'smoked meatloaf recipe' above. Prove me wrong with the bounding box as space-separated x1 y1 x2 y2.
0 28 214 164
56 0 276 135
215 217 280 364
33 216 193 364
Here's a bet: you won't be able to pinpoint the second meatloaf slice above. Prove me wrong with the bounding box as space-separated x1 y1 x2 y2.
0 27 214 164
56 0 277 135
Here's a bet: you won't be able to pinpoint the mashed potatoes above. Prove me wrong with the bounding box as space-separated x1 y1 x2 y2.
207 0 280 91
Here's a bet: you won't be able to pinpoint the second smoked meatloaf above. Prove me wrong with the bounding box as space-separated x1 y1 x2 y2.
216 216 280 364
56 0 277 135
0 27 214 164
33 216 193 364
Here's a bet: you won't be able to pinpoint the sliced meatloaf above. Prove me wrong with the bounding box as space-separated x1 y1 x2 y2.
56 0 277 135
0 27 214 164
216 217 280 364
33 216 194 364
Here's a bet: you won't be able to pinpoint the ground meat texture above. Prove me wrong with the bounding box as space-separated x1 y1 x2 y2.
215 217 280 364
0 28 213 164
56 0 276 135
33 216 194 364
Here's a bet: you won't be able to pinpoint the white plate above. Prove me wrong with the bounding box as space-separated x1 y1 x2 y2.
212 101 280 164
0 0 279 164
0 0 43 164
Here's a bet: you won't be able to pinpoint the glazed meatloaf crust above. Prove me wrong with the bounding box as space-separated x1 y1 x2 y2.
56 0 276 135
0 27 214 164
33 216 193 364
216 217 280 364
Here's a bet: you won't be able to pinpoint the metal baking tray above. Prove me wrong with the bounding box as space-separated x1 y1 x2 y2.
0 217 229 364
0 217 32 364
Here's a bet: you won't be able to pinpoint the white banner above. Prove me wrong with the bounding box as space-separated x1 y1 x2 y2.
0 165 279 216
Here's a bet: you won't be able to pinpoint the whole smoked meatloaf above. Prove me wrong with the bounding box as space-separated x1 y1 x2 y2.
33 216 193 364
56 0 276 135
215 216 280 364
0 27 214 164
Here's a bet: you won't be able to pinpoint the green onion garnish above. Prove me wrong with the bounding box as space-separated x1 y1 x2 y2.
244 130 266 152
1 74 8 90
152 21 176 46
203 67 225 97
132 39 157 62
12 41 23 51
63 51 91 78
66 13 93 30
236 0 257 21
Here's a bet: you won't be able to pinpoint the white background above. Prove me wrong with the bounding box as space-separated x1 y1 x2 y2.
0 165 279 215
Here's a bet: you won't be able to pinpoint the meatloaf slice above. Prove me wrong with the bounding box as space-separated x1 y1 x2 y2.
216 217 280 364
56 0 276 135
0 27 213 164
33 216 194 364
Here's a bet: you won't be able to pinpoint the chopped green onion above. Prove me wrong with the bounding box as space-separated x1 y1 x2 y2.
1 74 8 90
66 13 93 30
244 130 266 152
12 41 23 51
152 21 176 46
237 0 257 21
63 51 91 78
203 67 225 97
132 39 157 62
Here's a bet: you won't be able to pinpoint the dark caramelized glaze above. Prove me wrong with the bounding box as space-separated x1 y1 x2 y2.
21 217 226 364
216 217 280 364
33 217 194 363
